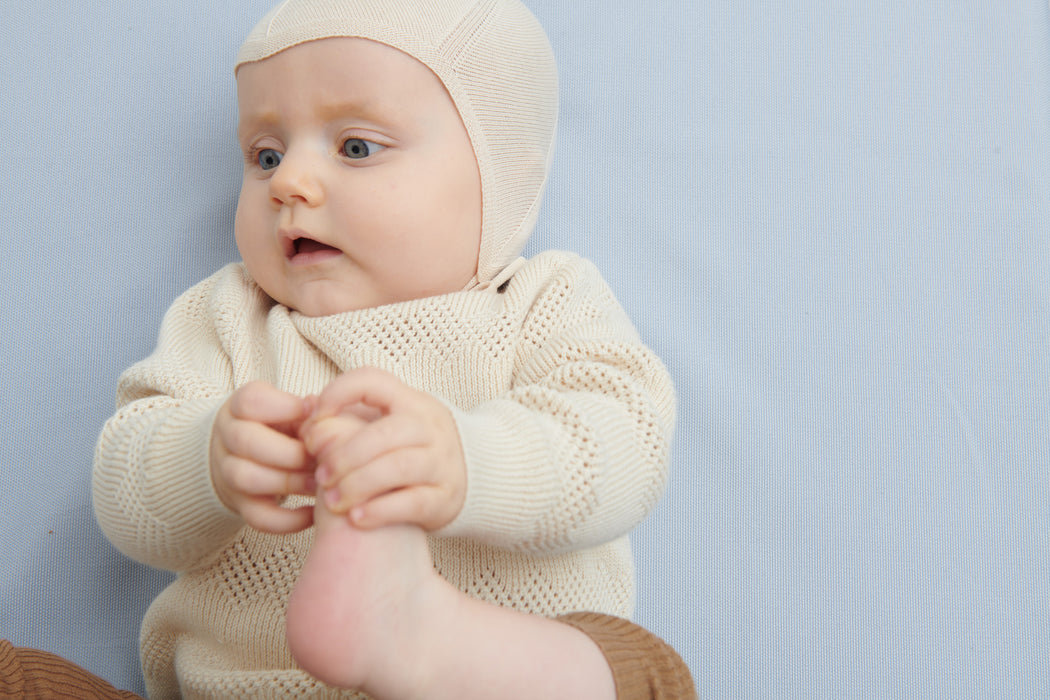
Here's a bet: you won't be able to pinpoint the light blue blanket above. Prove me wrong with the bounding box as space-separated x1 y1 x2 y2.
2 1 1047 696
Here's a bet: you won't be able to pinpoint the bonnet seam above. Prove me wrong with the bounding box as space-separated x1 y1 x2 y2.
266 0 294 35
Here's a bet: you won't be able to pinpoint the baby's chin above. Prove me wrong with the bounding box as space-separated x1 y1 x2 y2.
263 285 371 318
285 295 377 318
267 273 481 317
275 288 403 317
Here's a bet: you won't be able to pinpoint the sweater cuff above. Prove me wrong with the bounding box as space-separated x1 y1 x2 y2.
436 403 559 545
139 399 244 544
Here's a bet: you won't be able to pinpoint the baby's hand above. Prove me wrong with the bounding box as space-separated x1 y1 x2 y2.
300 367 467 532
210 381 316 534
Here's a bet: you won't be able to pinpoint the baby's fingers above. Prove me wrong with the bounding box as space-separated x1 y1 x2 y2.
313 413 425 487
301 413 368 460
229 381 310 425
320 449 415 512
222 457 317 499
343 486 450 531
222 418 310 469
239 498 314 535
321 449 460 530
313 367 408 418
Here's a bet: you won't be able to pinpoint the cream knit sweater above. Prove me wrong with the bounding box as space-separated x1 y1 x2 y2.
93 250 675 699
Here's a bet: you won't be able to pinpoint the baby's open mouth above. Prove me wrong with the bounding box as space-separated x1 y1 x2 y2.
292 238 338 256
285 235 341 263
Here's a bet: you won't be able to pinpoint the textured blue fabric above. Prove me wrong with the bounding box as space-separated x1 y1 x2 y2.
2 1 1048 696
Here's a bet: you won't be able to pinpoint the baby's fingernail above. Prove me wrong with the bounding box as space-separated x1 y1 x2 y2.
324 488 341 509
350 507 365 525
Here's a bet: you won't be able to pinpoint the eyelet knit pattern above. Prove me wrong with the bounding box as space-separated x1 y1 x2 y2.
93 251 676 698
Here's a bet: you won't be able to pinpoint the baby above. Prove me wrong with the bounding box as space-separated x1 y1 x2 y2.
90 0 694 697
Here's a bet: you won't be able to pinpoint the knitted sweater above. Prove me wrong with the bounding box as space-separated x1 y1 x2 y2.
92 250 676 699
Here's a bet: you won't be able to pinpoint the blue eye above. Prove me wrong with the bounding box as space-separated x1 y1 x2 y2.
342 138 385 160
257 149 282 170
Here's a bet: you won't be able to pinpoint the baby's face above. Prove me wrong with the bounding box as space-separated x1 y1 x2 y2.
234 38 482 316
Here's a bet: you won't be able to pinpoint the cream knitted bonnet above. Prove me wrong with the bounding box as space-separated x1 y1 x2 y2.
235 0 559 290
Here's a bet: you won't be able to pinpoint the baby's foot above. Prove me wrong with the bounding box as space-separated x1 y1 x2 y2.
285 498 456 697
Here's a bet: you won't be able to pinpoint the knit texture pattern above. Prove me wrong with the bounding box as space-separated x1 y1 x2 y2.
558 613 698 700
0 641 142 700
235 0 558 290
92 251 675 699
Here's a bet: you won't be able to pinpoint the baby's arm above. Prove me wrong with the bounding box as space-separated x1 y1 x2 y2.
442 256 677 553
93 266 295 571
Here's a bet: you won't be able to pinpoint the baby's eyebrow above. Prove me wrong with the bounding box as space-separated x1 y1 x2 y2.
317 99 385 124
236 101 389 142
237 110 280 141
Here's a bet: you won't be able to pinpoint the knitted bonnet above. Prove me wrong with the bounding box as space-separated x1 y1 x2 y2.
235 0 559 290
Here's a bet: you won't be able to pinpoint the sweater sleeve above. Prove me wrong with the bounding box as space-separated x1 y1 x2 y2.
439 254 676 553
92 267 251 572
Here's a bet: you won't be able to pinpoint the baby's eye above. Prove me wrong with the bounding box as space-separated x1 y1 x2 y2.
257 148 283 170
342 138 385 160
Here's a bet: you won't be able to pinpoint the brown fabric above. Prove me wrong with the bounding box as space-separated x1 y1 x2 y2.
557 613 697 700
0 640 142 700
2 617 694 700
